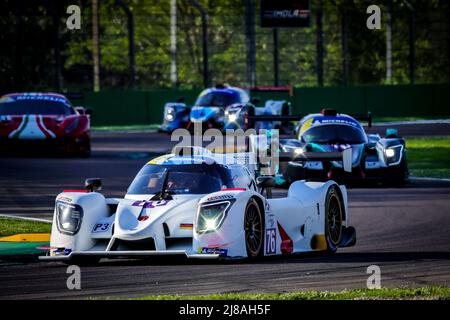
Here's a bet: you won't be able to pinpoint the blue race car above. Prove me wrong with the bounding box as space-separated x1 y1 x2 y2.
277 109 409 185
159 84 292 133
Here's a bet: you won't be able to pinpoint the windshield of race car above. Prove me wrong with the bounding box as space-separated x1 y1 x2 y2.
127 163 235 195
195 92 241 107
301 124 367 144
0 96 75 116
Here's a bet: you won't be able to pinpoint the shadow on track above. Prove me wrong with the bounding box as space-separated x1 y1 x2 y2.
31 251 450 269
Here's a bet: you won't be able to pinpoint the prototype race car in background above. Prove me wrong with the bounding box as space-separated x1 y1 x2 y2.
40 146 356 263
250 109 408 185
159 84 292 133
0 92 92 156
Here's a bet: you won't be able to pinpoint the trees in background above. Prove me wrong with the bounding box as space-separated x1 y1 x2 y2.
1 0 449 92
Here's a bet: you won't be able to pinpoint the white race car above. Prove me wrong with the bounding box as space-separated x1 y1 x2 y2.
41 147 356 263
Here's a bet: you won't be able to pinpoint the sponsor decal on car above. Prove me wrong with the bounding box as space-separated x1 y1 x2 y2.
304 161 323 170
365 161 381 169
199 247 228 256
51 248 72 256
265 228 277 255
206 194 235 202
148 154 172 165
312 116 359 127
56 196 73 203
132 200 169 209
15 94 71 107
92 223 111 233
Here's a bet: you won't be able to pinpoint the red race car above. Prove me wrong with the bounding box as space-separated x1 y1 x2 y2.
0 92 92 157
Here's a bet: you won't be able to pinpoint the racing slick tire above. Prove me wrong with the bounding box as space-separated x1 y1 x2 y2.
244 198 264 259
384 159 409 187
325 185 344 254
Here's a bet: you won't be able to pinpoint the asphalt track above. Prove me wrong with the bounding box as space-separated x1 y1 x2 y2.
0 123 449 299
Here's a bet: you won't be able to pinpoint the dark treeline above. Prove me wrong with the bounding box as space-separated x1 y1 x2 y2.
1 0 449 93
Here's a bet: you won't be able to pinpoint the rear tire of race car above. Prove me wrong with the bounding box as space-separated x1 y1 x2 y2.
325 185 343 254
385 159 409 187
244 198 264 259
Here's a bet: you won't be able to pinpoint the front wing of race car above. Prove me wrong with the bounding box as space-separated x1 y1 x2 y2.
39 250 221 262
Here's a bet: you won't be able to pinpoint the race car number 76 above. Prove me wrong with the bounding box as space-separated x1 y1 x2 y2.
265 228 276 254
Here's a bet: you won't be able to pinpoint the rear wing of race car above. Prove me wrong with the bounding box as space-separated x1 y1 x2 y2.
64 92 85 101
352 112 373 127
247 111 373 127
248 134 353 176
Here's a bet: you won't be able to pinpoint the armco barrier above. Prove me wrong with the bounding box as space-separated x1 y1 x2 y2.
72 84 450 126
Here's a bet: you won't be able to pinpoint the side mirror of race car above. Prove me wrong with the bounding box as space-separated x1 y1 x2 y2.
74 106 94 115
257 176 276 198
85 178 102 192
251 97 261 105
256 176 277 189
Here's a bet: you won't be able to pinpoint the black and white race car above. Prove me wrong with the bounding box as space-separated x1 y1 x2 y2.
40 146 356 263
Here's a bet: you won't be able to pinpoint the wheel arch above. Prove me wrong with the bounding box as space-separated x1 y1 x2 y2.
250 195 265 222
330 184 347 222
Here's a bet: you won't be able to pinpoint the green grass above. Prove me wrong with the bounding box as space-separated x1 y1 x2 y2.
407 137 450 179
0 217 51 237
91 124 160 132
132 286 450 300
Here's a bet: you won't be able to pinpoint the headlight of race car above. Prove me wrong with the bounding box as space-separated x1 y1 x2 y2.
384 145 403 165
56 201 83 235
164 106 176 121
281 145 305 156
196 200 234 234
225 110 238 123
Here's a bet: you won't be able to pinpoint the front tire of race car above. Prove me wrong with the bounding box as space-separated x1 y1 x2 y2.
325 185 343 254
244 198 264 259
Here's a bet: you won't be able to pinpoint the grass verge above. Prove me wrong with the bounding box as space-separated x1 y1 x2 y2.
407 137 450 179
133 286 450 300
91 124 160 132
0 217 51 237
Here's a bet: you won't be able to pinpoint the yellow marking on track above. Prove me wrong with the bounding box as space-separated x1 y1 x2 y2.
0 233 50 242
